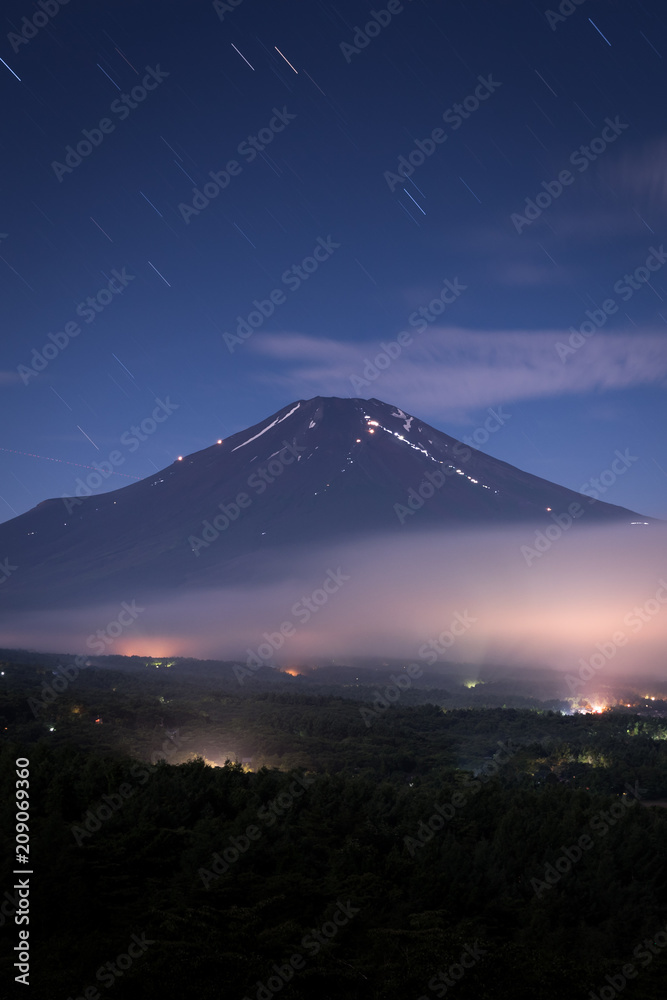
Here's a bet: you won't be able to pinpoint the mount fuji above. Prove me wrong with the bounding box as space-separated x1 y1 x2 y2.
0 396 653 612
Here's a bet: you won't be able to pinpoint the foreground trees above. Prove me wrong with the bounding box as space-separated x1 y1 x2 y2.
2 661 667 997
1 736 666 999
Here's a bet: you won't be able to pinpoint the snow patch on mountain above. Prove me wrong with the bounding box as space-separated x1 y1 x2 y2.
232 403 301 451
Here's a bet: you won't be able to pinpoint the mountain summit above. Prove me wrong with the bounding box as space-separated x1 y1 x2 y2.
0 396 652 610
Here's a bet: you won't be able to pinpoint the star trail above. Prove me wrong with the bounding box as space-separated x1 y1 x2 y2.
1 0 666 520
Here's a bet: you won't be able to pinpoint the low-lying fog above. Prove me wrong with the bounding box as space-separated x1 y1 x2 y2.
4 522 666 698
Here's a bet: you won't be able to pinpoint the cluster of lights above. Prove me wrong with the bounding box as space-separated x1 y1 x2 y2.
362 415 500 493
566 697 609 715
171 441 221 466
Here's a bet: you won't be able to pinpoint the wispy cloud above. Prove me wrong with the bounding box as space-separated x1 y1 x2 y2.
250 328 667 417
6 524 667 678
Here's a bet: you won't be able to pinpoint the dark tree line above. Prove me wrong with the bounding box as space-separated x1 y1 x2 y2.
1 659 667 998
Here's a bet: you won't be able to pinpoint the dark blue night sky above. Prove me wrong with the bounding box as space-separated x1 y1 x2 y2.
2 0 666 521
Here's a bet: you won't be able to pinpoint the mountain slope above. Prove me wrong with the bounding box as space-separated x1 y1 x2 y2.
0 396 653 610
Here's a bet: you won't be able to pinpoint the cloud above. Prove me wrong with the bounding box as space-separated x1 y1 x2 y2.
6 524 667 690
0 371 24 386
250 328 667 417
